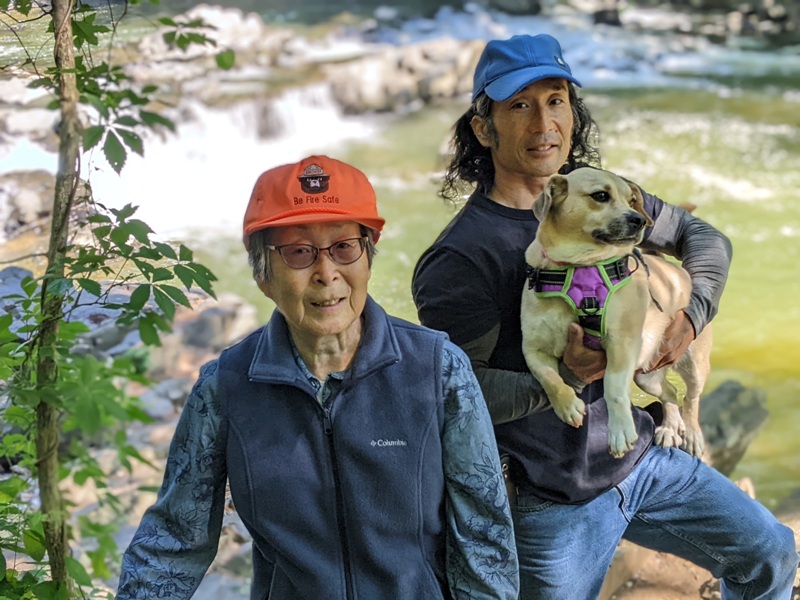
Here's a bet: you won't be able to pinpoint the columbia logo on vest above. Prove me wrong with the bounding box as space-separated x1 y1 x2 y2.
370 439 408 447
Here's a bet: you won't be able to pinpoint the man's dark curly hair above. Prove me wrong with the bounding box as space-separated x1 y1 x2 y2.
440 83 601 202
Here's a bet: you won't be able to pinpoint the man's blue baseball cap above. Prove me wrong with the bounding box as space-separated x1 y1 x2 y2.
472 34 582 102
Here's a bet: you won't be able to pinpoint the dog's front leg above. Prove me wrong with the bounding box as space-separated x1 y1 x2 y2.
523 350 586 428
603 342 639 458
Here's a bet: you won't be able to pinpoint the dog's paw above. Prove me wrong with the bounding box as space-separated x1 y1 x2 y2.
608 426 638 459
553 396 586 428
654 425 683 449
681 426 706 458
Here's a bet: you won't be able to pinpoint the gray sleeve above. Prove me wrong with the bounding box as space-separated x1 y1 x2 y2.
642 199 733 334
459 325 582 425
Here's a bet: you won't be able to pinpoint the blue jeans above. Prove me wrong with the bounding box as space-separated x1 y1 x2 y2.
512 446 798 599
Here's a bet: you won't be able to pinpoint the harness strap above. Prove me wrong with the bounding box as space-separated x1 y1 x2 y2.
525 255 635 349
526 257 632 292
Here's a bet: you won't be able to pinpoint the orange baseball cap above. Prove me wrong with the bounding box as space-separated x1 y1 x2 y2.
242 155 385 249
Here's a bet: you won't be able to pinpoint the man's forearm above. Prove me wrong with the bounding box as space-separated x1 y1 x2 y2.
459 326 552 424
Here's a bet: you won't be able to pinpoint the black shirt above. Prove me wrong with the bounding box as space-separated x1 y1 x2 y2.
413 191 659 504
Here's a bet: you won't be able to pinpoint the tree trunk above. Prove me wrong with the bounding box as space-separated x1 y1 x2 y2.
35 0 81 592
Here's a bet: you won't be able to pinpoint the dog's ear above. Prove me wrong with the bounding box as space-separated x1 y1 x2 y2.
629 183 654 227
534 175 567 221
533 189 552 221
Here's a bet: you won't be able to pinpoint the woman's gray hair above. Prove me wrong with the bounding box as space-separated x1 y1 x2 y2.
247 225 378 285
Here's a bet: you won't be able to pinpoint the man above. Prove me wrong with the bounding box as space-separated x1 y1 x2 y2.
412 34 798 599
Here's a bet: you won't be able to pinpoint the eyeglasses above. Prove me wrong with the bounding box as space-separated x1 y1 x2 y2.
267 237 368 270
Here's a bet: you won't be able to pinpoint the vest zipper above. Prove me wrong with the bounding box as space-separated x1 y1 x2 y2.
323 406 355 600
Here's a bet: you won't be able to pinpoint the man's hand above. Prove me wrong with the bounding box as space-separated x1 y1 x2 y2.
644 309 696 372
563 323 606 383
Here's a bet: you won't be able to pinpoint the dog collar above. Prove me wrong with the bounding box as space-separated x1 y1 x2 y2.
525 256 635 349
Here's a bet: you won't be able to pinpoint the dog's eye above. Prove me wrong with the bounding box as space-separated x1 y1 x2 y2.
590 191 611 203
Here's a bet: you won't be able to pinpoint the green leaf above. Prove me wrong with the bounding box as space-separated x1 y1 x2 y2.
134 246 161 261
126 219 154 244
216 49 235 70
152 287 176 321
153 242 177 260
0 476 26 503
113 203 137 221
84 92 111 120
178 244 193 262
103 130 127 174
173 264 194 289
138 315 160 346
159 284 191 308
21 276 38 297
65 557 92 587
127 284 151 312
92 224 111 239
109 226 133 253
115 116 139 127
74 396 101 434
150 267 173 283
23 528 46 561
75 278 102 296
0 314 14 340
83 125 104 150
140 109 176 132
117 128 145 157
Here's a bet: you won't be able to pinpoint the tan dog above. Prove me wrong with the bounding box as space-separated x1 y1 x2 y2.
520 167 712 458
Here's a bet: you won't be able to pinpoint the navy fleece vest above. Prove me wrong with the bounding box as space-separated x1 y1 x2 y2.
217 297 451 600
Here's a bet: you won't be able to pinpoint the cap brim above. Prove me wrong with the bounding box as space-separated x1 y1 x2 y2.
480 67 582 101
243 211 385 248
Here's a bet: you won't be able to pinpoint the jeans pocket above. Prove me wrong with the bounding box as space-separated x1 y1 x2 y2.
514 493 554 514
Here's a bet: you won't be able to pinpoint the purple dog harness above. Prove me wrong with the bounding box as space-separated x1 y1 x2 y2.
525 256 635 350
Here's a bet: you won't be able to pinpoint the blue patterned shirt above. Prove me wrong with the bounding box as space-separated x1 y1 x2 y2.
117 339 518 599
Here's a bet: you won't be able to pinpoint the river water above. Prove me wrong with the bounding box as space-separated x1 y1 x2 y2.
1 2 799 509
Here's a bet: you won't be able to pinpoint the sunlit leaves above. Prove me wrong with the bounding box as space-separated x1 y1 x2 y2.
10 0 33 16
1 0 228 594
72 10 110 49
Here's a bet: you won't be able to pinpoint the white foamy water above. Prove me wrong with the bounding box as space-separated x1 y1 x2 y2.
79 84 381 239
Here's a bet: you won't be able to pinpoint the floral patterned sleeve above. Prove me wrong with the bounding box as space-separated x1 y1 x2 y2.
441 341 520 600
116 360 228 600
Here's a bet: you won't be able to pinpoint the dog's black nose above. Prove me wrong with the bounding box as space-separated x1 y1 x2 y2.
627 212 646 229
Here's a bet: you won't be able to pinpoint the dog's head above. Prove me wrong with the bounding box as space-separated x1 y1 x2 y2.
533 167 654 254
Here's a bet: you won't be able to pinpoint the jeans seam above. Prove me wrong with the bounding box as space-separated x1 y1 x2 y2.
633 513 746 583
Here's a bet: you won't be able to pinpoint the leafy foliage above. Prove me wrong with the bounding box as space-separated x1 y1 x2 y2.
0 0 232 596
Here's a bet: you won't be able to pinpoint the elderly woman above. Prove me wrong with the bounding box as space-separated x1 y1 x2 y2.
116 155 518 600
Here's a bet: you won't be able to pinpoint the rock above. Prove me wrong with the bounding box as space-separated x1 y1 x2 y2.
699 380 769 476
0 170 55 243
486 0 544 14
